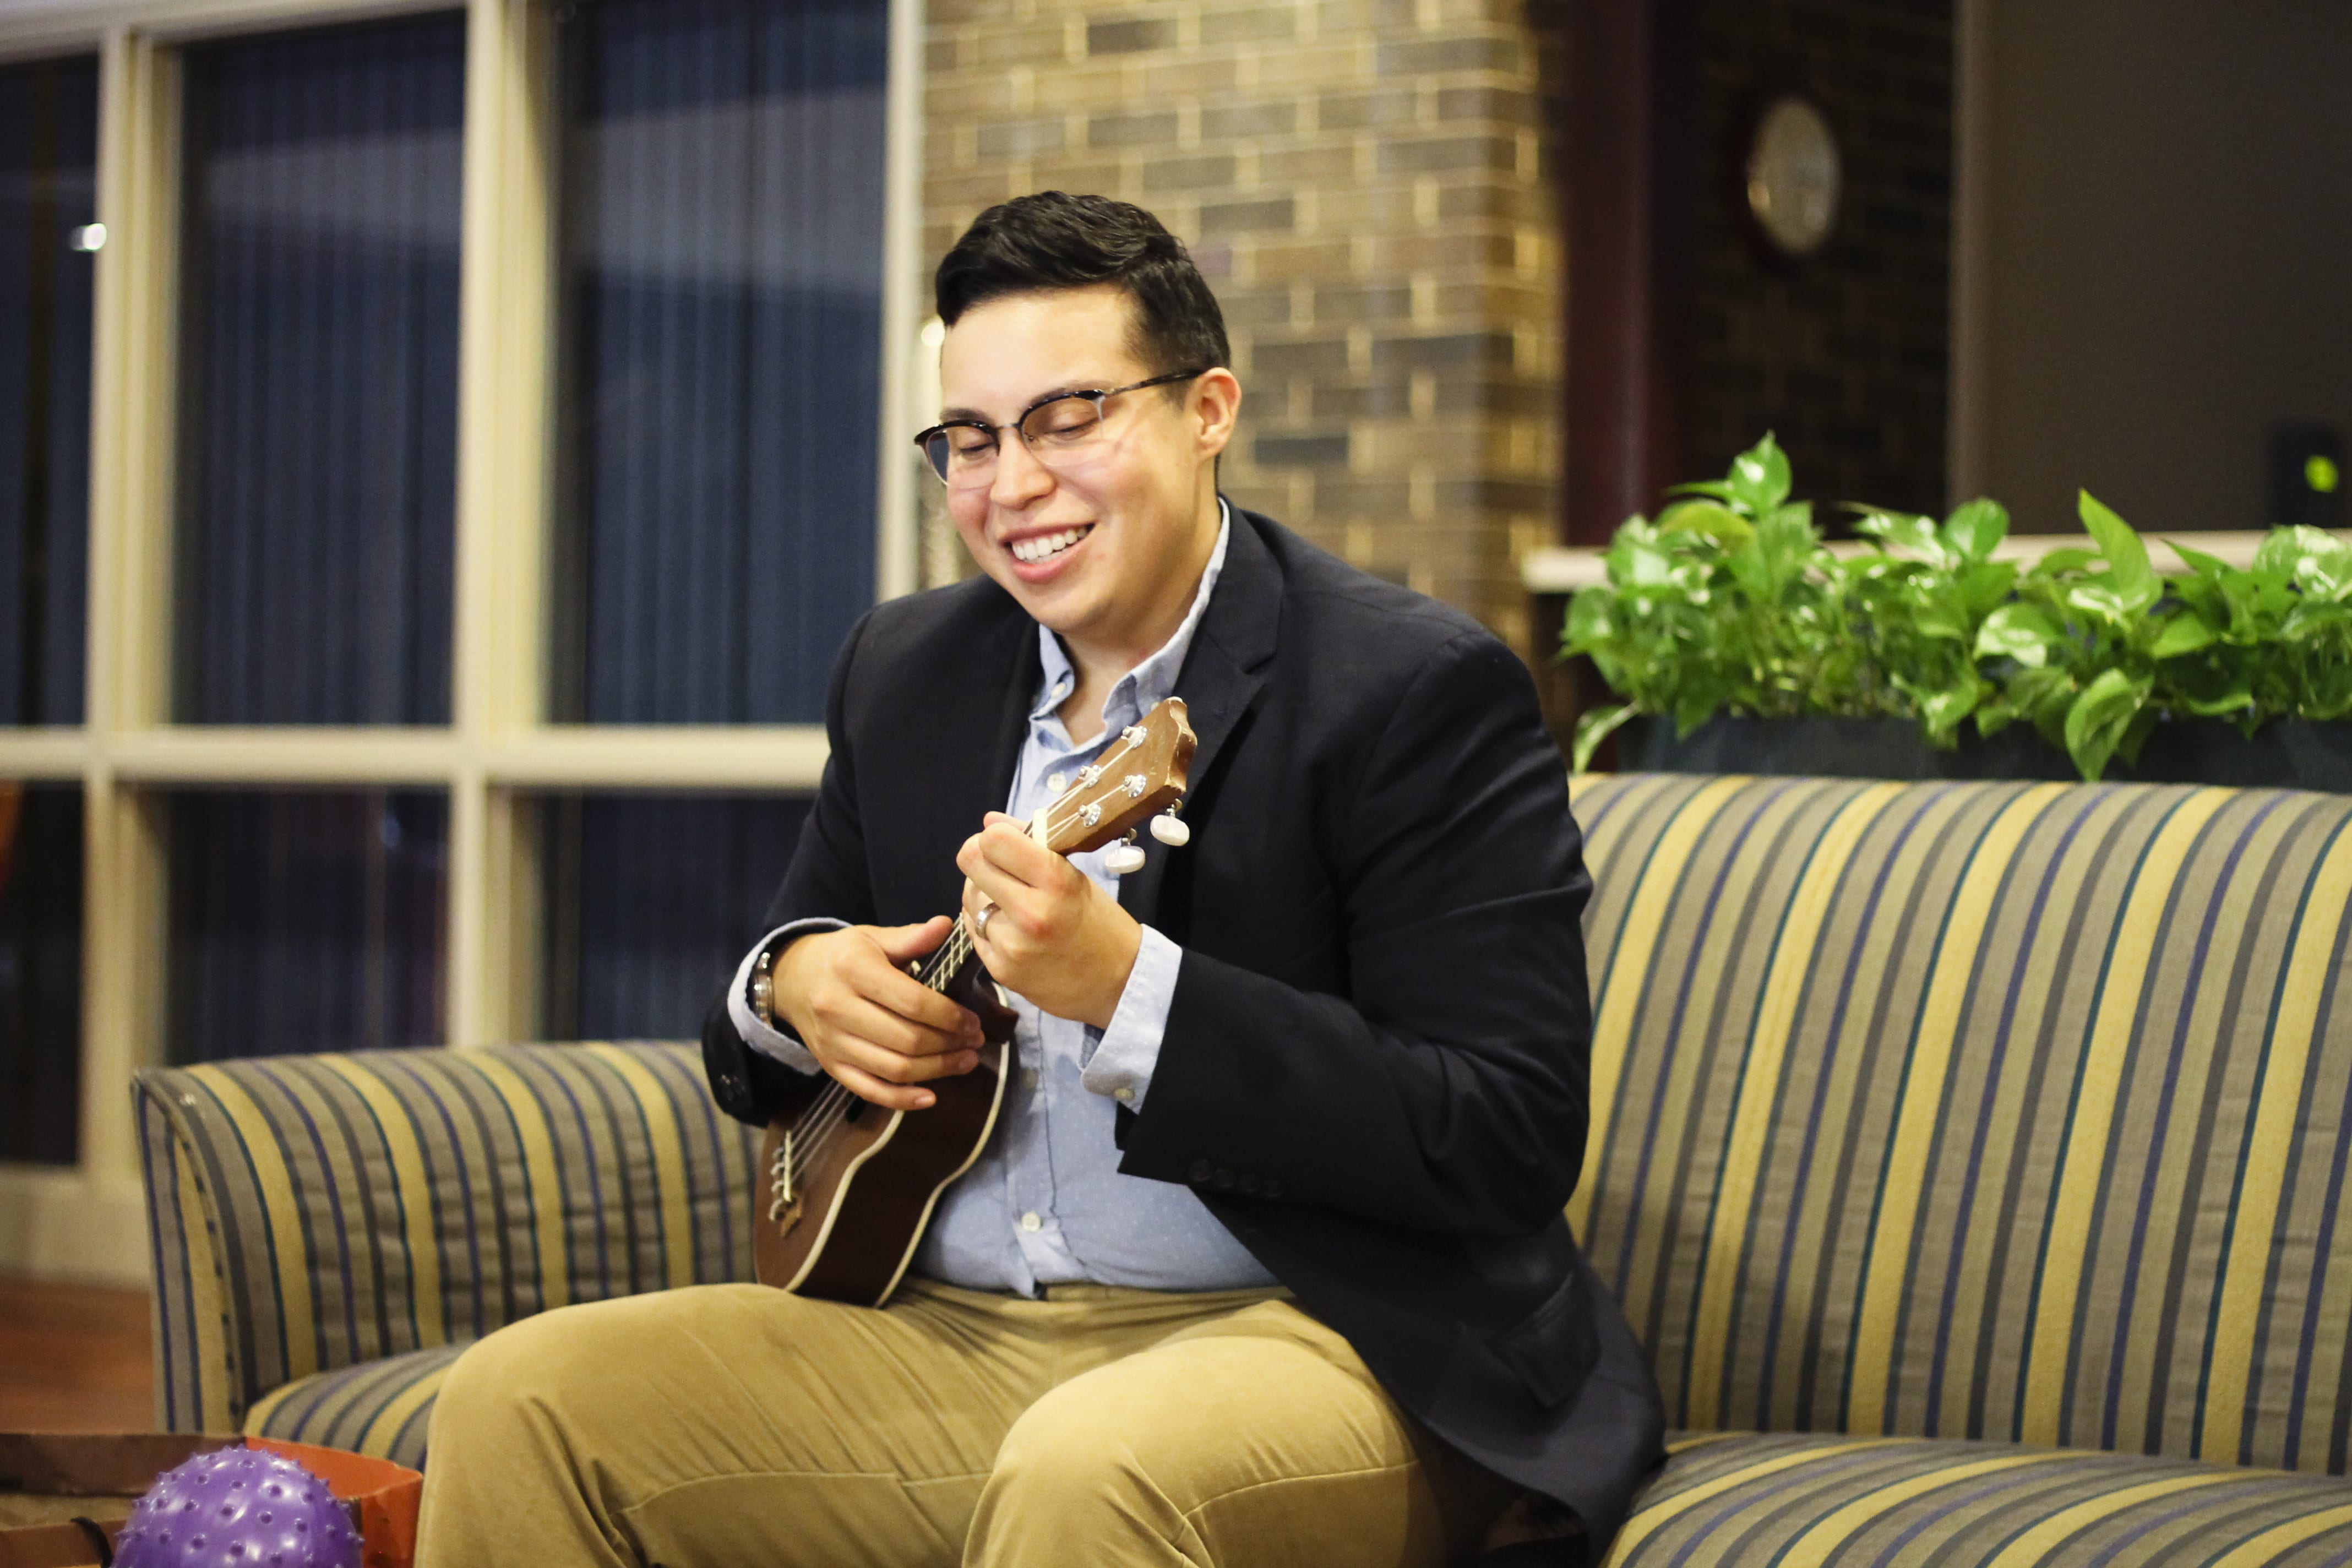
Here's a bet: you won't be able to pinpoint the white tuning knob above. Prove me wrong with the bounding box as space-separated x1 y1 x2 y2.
1149 812 1190 847
1104 841 1148 875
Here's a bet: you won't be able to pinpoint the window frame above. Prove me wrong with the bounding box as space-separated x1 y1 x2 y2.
0 0 923 1283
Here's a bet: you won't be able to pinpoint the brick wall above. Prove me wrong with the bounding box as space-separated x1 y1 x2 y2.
1687 0 1953 521
922 0 1564 654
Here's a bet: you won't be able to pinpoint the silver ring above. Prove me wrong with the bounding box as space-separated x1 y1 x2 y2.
974 903 995 938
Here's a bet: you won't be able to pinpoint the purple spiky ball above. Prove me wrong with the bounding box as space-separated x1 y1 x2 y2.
114 1446 362 1568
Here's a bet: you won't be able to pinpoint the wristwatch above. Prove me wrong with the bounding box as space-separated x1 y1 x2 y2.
748 938 782 1030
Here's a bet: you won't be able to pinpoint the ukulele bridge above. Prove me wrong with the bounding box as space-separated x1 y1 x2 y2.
768 1132 803 1231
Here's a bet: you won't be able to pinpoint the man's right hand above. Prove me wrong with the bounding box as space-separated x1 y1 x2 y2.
771 917 984 1111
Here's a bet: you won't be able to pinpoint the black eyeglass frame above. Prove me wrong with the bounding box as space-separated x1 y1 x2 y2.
912 368 1212 484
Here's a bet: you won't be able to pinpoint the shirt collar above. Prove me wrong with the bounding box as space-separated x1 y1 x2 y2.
1033 499 1232 728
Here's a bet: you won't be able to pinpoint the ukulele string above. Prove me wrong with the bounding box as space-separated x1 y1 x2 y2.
783 909 982 1185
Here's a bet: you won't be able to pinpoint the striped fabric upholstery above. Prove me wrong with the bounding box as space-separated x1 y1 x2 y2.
243 1344 467 1469
1570 776 2352 1476
1613 1432 2352 1566
134 1042 762 1443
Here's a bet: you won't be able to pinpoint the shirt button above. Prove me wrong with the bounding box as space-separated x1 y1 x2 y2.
1189 1158 1213 1184
1046 772 1067 794
1020 1211 1043 1232
1113 1086 1134 1103
1022 1068 1039 1090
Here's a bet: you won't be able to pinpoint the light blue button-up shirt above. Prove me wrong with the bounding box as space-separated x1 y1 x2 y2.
728 507 1275 1294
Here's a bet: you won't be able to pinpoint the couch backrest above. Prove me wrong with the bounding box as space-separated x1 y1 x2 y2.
135 1041 761 1430
1572 774 2352 1476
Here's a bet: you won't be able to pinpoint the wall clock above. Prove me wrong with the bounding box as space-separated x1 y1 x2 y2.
1744 94 1842 260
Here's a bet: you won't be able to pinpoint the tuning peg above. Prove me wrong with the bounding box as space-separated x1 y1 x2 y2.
1149 809 1190 847
1104 835 1147 874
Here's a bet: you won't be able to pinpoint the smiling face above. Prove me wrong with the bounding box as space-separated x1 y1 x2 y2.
938 284 1239 677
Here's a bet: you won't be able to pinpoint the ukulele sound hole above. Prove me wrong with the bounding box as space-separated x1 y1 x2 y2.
846 1098 870 1123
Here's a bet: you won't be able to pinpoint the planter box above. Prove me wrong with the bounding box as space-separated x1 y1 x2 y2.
2117 719 2352 793
1620 716 2075 782
1618 715 2352 793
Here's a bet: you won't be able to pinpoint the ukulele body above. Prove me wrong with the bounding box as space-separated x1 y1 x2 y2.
753 963 1017 1306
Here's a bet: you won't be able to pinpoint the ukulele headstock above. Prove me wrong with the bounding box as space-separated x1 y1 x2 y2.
1033 696 1197 856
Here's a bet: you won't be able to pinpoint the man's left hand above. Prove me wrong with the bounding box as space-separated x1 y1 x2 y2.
958 812 1142 1029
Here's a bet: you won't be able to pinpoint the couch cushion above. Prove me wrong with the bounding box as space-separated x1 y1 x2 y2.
243 1343 470 1471
1609 1431 2352 1566
1571 776 2352 1474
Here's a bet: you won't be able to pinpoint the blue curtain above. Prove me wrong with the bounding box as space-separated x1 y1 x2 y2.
543 792 811 1039
167 790 448 1062
0 57 96 727
176 15 463 725
0 783 83 1163
553 0 886 724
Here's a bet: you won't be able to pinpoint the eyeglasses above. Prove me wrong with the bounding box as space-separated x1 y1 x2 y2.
914 369 1210 489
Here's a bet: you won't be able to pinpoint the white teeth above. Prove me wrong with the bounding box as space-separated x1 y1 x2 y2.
1010 527 1089 564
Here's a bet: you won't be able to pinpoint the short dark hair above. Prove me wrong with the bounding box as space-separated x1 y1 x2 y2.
934 192 1231 377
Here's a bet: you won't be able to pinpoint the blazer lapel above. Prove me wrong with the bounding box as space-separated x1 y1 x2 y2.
1118 508 1283 928
983 618 1043 810
910 598 1039 915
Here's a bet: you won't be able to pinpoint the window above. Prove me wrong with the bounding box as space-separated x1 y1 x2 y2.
175 14 465 724
0 783 83 1164
541 791 811 1039
552 0 889 723
0 0 905 1281
167 790 449 1063
0 57 96 727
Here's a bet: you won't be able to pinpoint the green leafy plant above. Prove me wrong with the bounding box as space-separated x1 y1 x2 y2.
1560 442 2352 783
1560 434 2013 771
1838 498 2016 745
1968 492 2188 780
1973 498 2352 778
2163 526 2352 726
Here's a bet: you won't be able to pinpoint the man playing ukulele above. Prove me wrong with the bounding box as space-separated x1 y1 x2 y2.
417 193 1660 1568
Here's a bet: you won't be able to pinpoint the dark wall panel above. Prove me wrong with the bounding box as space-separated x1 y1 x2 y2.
1688 0 1954 519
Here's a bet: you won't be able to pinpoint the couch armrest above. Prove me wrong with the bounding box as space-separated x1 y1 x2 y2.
134 1041 761 1432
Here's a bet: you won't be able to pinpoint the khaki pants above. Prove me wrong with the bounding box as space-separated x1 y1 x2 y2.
414 1279 1518 1568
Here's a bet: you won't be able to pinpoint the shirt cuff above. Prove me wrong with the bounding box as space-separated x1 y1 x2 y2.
726 918 848 1074
1079 925 1182 1111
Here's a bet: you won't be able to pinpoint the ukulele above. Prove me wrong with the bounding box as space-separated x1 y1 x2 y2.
754 696 1199 1306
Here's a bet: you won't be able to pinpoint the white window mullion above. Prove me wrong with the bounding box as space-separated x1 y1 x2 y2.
876 0 927 601
40 25 181 1281
87 25 177 741
448 0 555 1046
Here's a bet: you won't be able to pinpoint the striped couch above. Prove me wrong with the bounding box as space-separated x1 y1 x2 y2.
135 776 2352 1563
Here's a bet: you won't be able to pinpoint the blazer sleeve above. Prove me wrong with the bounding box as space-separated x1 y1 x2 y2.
1115 630 1594 1240
701 611 883 1125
